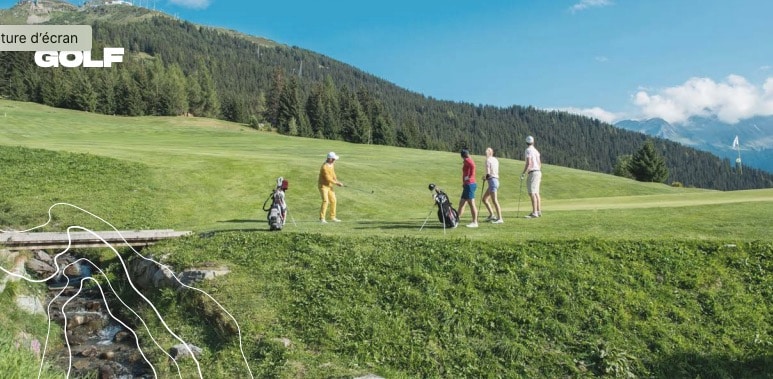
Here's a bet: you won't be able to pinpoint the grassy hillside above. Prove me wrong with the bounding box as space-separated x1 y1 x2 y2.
3 3 772 191
2 100 771 240
136 233 771 378
1 100 772 378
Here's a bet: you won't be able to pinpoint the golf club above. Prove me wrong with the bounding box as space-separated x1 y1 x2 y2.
419 205 435 231
516 175 524 218
343 185 374 194
286 209 298 227
477 179 486 211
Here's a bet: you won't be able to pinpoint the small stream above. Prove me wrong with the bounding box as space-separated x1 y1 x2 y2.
46 261 154 378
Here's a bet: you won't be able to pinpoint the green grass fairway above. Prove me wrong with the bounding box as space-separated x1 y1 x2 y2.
2 100 773 378
1 99 772 240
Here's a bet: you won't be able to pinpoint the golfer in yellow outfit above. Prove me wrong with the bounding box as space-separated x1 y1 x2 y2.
318 152 344 223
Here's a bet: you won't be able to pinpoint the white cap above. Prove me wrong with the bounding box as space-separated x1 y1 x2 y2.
525 136 535 144
327 152 339 160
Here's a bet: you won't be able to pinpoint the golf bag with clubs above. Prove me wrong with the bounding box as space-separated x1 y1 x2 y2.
262 177 288 231
428 183 459 228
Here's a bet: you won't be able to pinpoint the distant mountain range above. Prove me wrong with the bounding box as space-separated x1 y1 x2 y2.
616 116 773 173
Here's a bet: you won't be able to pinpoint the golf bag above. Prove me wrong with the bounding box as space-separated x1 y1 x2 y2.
263 177 288 231
429 183 458 228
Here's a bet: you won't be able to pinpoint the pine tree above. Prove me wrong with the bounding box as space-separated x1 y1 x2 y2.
629 140 669 183
116 69 144 116
186 72 204 116
95 68 118 115
252 91 266 124
8 69 31 101
305 83 324 136
265 67 285 128
71 69 98 112
613 154 634 179
221 94 247 123
372 115 396 146
1 52 35 101
339 88 370 143
198 67 220 118
143 59 165 115
357 87 395 145
321 75 340 140
160 64 188 115
277 75 300 134
39 70 69 108
396 119 417 148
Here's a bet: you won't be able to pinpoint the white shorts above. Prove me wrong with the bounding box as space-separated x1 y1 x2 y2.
527 171 541 194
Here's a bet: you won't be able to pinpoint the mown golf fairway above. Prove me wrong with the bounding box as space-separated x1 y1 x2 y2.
1 99 771 240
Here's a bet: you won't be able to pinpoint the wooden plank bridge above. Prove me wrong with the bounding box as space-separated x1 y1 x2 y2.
0 230 192 250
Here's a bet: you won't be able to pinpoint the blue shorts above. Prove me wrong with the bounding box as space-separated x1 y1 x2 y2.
461 183 477 200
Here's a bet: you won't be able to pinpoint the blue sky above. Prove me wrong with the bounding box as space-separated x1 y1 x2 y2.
5 0 773 124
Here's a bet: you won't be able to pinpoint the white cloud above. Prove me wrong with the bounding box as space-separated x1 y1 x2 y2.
760 65 771 71
762 78 773 114
169 0 211 9
570 0 614 13
632 75 773 124
595 56 609 63
560 107 621 123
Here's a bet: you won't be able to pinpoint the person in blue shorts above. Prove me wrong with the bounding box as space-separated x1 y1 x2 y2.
457 149 479 228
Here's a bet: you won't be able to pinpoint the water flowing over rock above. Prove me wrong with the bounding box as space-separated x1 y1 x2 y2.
5 247 233 378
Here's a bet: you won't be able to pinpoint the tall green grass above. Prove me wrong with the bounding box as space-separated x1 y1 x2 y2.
0 263 63 379
134 232 772 378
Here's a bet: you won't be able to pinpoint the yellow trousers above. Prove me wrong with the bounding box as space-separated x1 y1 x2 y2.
319 186 337 220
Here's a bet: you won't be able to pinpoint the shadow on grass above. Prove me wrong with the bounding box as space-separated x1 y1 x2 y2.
649 352 773 378
218 219 263 223
199 228 269 237
216 219 457 231
353 220 450 231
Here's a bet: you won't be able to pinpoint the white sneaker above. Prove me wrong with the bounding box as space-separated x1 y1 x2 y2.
492 219 504 224
466 222 479 228
320 219 327 224
525 213 539 219
485 215 497 221
331 218 341 222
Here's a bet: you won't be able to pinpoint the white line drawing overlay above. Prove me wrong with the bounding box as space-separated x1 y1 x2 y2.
0 202 255 379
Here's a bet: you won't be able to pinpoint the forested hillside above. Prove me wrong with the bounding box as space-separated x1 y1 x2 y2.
1 2 772 190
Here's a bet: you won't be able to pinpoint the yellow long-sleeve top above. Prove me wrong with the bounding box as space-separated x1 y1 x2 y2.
318 162 337 187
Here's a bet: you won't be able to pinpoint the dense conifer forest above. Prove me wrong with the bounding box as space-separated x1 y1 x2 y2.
1 3 771 190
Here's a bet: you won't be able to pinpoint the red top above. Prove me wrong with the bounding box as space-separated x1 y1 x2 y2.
462 157 476 185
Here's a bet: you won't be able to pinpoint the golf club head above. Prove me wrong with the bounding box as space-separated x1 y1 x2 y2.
428 183 436 191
